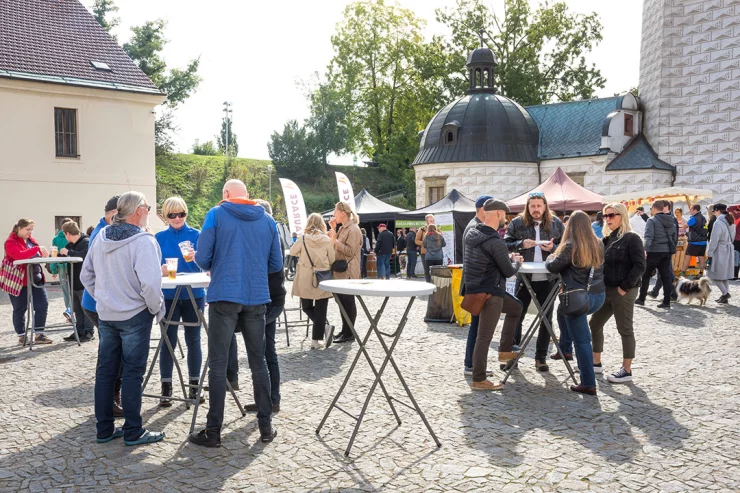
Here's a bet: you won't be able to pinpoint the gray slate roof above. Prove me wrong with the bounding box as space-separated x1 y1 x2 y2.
0 0 161 94
526 96 623 159
605 134 675 172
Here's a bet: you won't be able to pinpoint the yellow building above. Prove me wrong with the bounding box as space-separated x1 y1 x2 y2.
0 0 166 246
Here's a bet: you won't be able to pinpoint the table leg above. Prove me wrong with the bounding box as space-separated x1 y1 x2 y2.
316 295 401 440
68 263 81 346
27 264 34 351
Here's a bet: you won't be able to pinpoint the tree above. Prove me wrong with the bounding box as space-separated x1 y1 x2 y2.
192 139 218 156
216 118 239 157
122 20 201 154
268 120 323 183
306 80 349 166
91 0 119 35
436 0 606 105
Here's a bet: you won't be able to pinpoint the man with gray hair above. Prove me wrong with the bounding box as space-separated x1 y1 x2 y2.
81 191 166 446
190 180 282 447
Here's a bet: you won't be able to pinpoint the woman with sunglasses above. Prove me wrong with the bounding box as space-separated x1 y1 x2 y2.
587 203 645 384
545 211 605 396
154 197 205 406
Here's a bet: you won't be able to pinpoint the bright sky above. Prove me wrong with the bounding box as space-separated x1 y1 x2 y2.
88 0 643 161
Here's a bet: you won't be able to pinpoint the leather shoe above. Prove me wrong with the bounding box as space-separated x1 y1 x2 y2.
245 402 280 414
333 333 354 344
570 384 597 396
260 427 278 443
550 352 573 361
189 429 221 448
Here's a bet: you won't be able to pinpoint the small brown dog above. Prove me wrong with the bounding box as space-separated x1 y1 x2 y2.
673 277 712 306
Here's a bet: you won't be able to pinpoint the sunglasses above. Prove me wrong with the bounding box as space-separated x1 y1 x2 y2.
529 192 545 198
603 213 621 219
140 205 151 212
167 212 187 219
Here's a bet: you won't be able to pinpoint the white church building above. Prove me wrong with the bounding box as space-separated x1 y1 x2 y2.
414 0 740 208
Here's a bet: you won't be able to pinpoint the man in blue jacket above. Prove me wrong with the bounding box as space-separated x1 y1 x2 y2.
190 180 283 448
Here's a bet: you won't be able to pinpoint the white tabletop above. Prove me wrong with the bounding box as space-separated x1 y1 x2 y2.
319 279 436 297
161 272 211 289
15 257 83 266
517 262 550 275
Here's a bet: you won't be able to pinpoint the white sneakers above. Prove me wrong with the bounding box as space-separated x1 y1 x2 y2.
310 340 323 350
606 367 633 383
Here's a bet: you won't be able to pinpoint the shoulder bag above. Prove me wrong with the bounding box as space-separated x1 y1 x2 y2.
0 256 24 297
303 240 332 288
461 292 491 316
558 267 593 317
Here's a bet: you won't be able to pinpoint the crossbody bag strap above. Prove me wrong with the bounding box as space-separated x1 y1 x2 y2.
586 267 594 291
303 238 316 269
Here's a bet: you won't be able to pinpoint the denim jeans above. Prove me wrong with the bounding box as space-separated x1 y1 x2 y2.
95 309 153 441
160 297 204 381
264 303 284 406
207 302 271 434
558 293 605 388
377 254 391 279
9 286 48 335
464 315 480 369
406 251 418 277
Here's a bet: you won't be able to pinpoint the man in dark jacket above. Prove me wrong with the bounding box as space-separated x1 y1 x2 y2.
463 199 523 390
462 194 492 375
396 229 406 252
405 228 418 278
374 224 394 279
60 220 94 341
637 200 678 308
504 193 565 372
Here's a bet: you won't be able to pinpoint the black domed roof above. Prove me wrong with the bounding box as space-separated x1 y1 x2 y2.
413 93 539 165
467 47 497 66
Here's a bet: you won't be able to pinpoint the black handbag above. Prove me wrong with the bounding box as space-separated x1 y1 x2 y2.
303 240 332 288
331 260 348 273
558 268 593 317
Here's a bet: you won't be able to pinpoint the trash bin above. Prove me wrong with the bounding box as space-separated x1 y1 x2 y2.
367 252 377 279
425 266 453 322
447 265 471 327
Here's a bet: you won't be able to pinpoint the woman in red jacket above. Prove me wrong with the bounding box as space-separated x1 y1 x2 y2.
4 218 52 345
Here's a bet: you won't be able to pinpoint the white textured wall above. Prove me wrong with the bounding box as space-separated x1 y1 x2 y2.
0 79 163 246
640 0 740 204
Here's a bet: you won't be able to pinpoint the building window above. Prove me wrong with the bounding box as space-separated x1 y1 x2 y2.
55 108 78 158
54 215 82 233
624 114 634 137
566 172 586 187
445 131 455 144
428 186 444 205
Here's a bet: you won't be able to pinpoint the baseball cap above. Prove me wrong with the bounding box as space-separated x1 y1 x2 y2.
475 194 494 209
378 223 387 228
105 195 121 213
483 198 510 213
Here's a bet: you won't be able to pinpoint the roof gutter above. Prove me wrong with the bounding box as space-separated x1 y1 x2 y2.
0 69 164 97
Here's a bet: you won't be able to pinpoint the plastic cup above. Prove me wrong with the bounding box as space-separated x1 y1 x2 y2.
50 246 58 258
166 258 178 280
179 241 194 262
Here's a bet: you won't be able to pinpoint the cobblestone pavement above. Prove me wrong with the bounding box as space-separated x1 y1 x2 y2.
1 280 740 492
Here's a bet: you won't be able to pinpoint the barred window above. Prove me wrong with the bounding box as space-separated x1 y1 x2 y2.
55 108 78 158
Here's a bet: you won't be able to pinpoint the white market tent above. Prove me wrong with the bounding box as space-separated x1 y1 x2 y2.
604 186 713 213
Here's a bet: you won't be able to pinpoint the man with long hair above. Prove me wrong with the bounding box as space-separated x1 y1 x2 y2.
505 192 565 372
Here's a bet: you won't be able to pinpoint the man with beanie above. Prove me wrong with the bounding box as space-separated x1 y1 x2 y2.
462 194 492 375
82 194 124 417
463 199 523 390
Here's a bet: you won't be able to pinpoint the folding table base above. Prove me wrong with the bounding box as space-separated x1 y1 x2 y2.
316 294 441 456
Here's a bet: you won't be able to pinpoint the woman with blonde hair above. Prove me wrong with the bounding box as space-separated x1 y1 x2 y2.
586 203 645 384
546 211 606 395
154 197 205 406
4 218 52 345
328 201 363 343
290 213 336 349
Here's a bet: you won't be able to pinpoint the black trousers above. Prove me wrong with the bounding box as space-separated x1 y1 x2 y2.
336 293 357 338
514 278 556 360
301 297 329 340
72 290 93 334
639 252 674 304
734 240 740 278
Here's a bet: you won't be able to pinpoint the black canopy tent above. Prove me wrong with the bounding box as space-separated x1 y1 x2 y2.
322 189 408 245
395 189 476 263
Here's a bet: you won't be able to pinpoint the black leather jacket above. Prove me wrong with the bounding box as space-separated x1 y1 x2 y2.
544 242 605 294
463 224 521 297
602 232 645 291
504 215 564 280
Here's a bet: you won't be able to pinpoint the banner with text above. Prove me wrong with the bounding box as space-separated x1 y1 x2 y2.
279 178 307 236
335 172 357 212
435 213 455 265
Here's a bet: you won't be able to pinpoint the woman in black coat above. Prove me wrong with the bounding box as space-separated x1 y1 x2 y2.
588 203 645 384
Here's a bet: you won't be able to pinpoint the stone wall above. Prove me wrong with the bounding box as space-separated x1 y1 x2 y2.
640 0 740 204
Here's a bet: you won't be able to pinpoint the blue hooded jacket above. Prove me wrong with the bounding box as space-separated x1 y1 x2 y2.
195 199 283 306
81 216 108 312
155 223 205 301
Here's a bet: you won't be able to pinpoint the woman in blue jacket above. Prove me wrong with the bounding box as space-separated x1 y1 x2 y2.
155 197 205 406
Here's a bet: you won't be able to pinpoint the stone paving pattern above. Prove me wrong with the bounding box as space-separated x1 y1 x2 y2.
1 280 740 492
